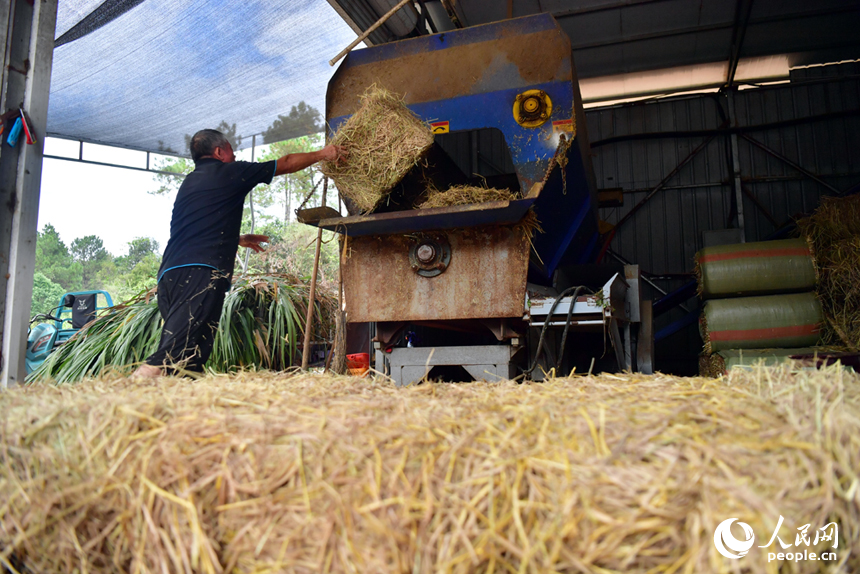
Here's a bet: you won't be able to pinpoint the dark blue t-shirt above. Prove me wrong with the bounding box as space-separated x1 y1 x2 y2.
158 158 276 279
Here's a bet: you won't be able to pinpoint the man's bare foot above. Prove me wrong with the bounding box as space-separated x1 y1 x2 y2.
132 364 162 378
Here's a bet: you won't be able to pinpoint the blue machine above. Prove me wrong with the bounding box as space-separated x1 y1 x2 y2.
309 13 600 282
296 14 643 383
26 290 114 375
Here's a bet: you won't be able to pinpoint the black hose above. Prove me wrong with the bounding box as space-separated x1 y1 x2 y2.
523 285 587 375
555 286 584 373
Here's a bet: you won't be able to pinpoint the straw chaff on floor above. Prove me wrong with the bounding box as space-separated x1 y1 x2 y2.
2 367 858 573
797 194 860 350
321 86 434 214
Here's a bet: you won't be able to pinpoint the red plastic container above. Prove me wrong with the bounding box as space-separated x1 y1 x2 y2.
346 352 370 376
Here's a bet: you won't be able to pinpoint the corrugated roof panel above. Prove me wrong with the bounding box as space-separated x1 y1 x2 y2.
591 69 859 285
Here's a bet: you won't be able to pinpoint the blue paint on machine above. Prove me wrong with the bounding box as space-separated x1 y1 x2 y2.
320 13 600 280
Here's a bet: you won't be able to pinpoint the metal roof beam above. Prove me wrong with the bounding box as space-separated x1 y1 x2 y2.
552 0 675 19
726 0 754 87
43 153 185 178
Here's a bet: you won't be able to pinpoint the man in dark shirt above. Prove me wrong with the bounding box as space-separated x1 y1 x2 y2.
133 128 344 377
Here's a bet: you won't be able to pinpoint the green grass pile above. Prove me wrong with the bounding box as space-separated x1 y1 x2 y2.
28 274 336 383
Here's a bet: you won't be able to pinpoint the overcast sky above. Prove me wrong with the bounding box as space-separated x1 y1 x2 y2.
37 138 273 257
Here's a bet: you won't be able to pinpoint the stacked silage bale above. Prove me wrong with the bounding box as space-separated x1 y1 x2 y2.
696 238 824 376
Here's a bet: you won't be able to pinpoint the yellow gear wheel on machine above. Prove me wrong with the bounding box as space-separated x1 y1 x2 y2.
513 89 553 128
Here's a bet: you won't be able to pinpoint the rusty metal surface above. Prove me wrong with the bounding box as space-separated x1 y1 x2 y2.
343 226 530 323
295 206 340 225
327 23 571 119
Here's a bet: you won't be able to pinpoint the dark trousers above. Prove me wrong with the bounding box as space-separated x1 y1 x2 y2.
145 266 230 373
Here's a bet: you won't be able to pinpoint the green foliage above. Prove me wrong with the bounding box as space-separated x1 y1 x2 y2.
253 222 339 285
28 274 337 383
30 296 163 383
34 225 162 310
262 102 323 144
109 253 160 303
209 276 311 372
257 134 327 224
35 224 83 292
151 156 192 196
31 272 65 316
71 235 110 287
116 237 160 271
70 235 108 262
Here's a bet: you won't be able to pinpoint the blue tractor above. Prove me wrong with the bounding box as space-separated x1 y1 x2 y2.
26 290 114 376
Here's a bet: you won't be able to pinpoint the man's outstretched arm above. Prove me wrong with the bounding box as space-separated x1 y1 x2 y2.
275 144 346 176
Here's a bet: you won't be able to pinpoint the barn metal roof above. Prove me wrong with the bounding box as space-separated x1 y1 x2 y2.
331 0 860 96
47 0 859 156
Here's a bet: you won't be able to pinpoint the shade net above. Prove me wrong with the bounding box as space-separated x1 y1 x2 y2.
49 0 357 156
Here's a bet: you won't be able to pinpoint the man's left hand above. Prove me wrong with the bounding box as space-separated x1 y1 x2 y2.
239 234 270 253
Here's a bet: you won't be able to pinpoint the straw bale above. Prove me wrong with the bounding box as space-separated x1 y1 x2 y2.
798 194 860 350
2 366 859 573
321 86 435 213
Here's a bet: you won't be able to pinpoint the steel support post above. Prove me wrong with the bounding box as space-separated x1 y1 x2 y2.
726 90 746 239
0 0 58 388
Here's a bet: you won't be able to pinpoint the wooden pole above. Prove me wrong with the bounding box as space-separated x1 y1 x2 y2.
301 178 327 370
329 0 413 66
330 234 349 375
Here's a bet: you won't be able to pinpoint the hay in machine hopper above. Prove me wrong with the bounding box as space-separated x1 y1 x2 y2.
1 365 858 573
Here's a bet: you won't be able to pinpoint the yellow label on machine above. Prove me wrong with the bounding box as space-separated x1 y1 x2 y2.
431 121 449 134
552 119 574 133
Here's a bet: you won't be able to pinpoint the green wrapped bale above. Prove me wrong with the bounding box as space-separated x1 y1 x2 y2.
701 292 823 354
695 238 816 299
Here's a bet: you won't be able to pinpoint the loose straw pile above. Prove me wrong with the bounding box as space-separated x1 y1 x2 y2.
321 86 434 213
797 194 860 350
2 366 858 573
418 185 517 209
418 185 541 239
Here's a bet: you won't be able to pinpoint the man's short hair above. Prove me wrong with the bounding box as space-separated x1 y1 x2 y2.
190 129 230 162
